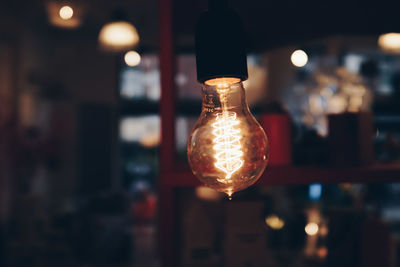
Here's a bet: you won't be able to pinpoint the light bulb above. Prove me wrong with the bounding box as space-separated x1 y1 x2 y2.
187 78 269 197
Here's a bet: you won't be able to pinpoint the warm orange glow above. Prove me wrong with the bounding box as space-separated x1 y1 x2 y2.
205 77 241 87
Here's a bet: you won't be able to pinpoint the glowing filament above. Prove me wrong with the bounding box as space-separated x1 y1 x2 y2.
212 111 243 180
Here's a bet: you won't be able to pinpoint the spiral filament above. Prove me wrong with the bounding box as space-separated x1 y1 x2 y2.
212 111 244 180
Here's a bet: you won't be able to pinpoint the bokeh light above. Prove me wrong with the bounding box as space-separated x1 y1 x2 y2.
378 33 400 53
291 49 308 67
317 246 328 259
265 215 285 230
98 21 139 52
59 6 73 20
305 222 319 236
124 51 141 67
319 224 329 237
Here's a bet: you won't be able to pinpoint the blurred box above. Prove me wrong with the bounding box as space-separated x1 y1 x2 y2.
328 112 374 166
181 200 220 267
224 202 266 267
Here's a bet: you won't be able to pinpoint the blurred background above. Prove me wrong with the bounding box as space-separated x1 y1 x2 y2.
2 0 400 266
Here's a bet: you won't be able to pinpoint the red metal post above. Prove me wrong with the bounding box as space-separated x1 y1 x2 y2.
159 0 176 266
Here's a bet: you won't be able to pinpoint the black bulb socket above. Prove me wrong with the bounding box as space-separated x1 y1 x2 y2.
195 3 248 83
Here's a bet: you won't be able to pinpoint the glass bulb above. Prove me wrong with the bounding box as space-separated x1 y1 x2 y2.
187 78 269 197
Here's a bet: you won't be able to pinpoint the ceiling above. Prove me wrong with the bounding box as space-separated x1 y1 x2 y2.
174 0 400 50
2 0 400 51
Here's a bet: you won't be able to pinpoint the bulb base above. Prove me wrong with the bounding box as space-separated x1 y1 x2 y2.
195 6 248 83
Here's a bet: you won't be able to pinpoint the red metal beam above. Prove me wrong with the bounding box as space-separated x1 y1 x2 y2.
163 163 400 187
159 0 176 174
158 0 176 266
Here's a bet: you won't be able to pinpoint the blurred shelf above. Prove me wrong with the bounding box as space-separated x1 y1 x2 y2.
162 162 400 187
120 99 159 115
176 99 201 116
375 114 400 131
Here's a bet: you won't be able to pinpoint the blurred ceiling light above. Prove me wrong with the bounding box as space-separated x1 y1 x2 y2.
46 2 83 29
98 21 139 52
124 51 141 67
305 222 319 236
291 49 308 67
378 33 400 53
59 5 73 20
265 215 285 230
